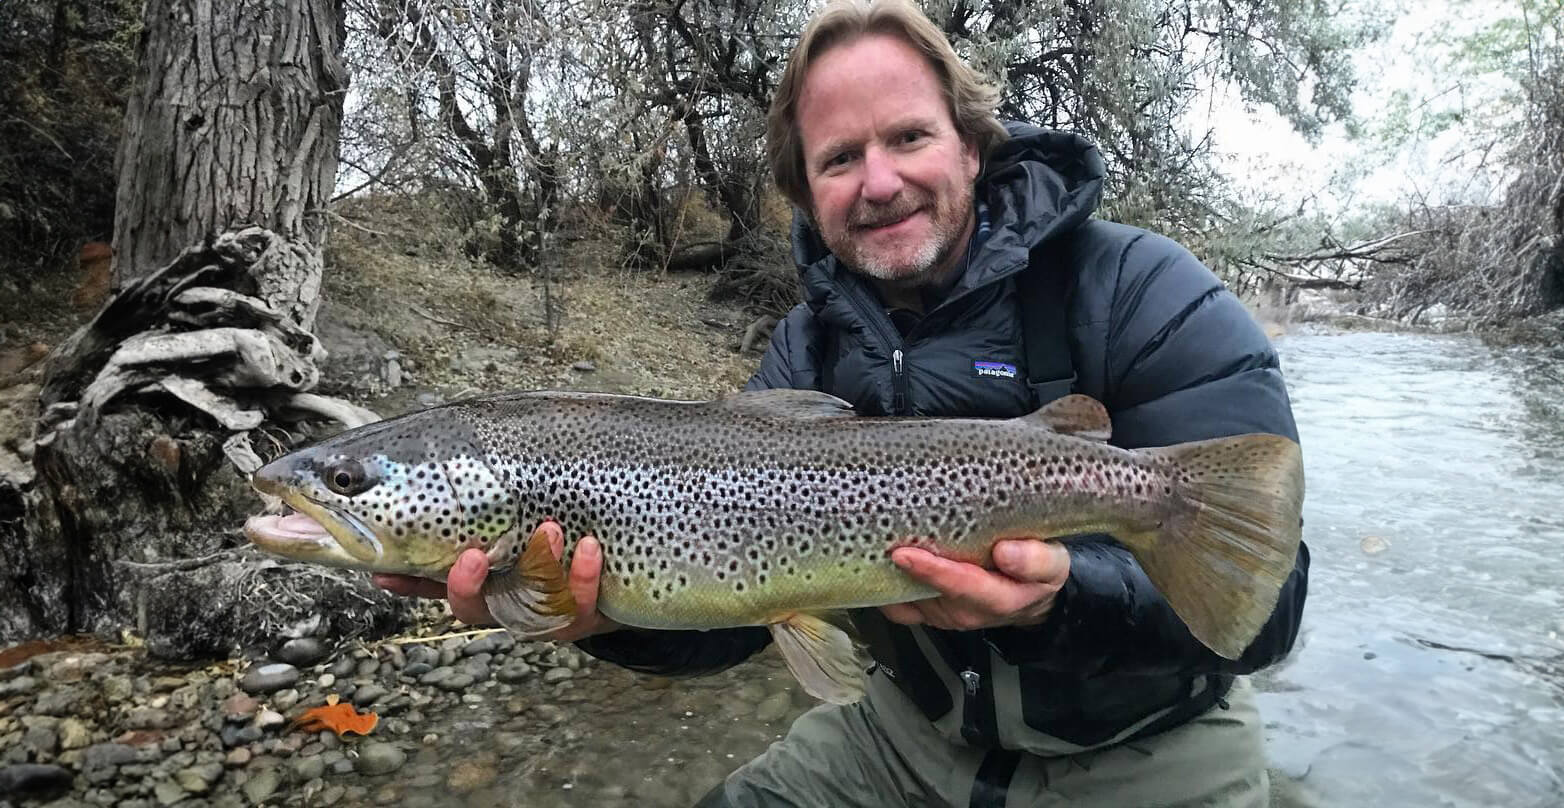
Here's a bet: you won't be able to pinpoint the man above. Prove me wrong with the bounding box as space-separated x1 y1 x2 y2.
377 1 1309 805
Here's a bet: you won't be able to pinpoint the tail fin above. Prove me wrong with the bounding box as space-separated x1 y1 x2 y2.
1137 434 1305 659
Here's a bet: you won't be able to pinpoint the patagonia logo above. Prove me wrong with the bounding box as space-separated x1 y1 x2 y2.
973 360 1018 379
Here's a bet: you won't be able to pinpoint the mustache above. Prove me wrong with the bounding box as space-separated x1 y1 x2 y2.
849 195 928 229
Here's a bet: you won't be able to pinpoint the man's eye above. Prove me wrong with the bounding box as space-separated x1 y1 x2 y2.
899 130 924 144
825 152 851 168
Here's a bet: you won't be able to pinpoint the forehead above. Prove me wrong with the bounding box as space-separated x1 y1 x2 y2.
796 33 950 152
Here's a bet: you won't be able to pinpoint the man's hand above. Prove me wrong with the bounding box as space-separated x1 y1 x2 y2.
879 539 1070 631
371 521 622 643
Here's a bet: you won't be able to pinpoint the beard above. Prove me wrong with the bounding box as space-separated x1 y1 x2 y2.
820 182 975 284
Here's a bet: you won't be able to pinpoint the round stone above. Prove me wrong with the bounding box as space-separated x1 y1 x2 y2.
274 638 328 667
239 664 299 695
354 742 407 776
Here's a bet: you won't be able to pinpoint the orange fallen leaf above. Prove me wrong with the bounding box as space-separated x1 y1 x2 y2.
290 700 379 737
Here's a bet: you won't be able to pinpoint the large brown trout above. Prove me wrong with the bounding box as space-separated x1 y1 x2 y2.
244 389 1304 703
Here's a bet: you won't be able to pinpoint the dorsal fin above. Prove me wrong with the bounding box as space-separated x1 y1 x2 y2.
1022 394 1112 441
715 389 857 420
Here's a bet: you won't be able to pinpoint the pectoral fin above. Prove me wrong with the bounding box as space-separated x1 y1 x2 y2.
482 524 577 638
768 611 866 705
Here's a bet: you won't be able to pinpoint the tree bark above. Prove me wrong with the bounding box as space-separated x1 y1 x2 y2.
110 0 347 303
1 0 412 658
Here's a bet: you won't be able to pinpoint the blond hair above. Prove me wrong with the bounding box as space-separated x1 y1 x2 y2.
765 0 1009 211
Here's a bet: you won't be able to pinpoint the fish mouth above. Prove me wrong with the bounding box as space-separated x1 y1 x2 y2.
243 497 383 569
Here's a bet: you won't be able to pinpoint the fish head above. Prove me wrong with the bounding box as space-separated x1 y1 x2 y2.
243 413 520 578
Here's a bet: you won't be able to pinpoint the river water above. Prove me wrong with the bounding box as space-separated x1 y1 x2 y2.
294 329 1564 807
1252 328 1564 807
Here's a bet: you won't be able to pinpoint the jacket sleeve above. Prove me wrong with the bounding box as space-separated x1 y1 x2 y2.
574 305 822 675
984 232 1309 677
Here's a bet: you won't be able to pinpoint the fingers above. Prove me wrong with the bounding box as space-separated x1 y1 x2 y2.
879 601 925 625
991 540 1071 586
892 547 993 594
445 548 494 626
548 534 622 642
889 545 1063 630
568 536 604 614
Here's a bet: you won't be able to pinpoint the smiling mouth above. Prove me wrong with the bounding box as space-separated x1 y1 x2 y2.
854 208 922 232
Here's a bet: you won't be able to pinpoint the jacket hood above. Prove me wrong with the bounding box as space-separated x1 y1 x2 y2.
791 122 1106 307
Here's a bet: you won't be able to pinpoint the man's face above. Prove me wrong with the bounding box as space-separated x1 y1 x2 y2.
796 33 980 284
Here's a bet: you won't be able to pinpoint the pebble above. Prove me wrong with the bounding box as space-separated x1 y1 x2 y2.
255 709 286 731
0 676 42 696
543 667 573 684
223 693 259 720
354 742 407 776
0 763 73 799
58 718 92 750
292 755 326 781
102 676 135 703
448 758 499 792
406 646 440 667
174 762 222 793
271 689 300 711
225 748 252 767
242 767 280 804
572 360 597 372
330 657 358 678
275 638 328 667
353 685 390 707
533 705 567 725
317 673 337 690
436 673 476 692
238 664 299 695
153 779 185 805
496 662 534 684
463 633 515 656
83 743 139 770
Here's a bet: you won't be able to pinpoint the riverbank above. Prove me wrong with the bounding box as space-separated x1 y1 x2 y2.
0 622 823 807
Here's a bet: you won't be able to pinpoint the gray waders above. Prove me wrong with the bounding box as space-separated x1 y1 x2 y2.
695 673 1270 808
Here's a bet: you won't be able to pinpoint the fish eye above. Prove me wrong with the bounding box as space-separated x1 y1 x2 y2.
323 459 374 496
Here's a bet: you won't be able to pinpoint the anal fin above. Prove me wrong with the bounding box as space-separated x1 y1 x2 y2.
768 611 866 705
482 524 577 638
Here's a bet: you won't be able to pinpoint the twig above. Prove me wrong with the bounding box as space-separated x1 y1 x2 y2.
381 627 507 645
410 305 529 351
410 304 475 332
320 208 392 237
115 549 250 576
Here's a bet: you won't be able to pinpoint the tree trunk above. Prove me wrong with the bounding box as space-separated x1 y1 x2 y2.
1 0 412 659
109 0 345 301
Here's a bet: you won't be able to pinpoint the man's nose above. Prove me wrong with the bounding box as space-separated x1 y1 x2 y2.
860 147 904 202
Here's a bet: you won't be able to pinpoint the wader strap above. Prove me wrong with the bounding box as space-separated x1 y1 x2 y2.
1017 235 1078 406
968 749 1023 808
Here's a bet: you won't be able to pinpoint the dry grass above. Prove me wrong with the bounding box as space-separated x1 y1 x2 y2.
323 192 765 411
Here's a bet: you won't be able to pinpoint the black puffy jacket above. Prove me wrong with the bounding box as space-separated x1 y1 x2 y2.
577 122 1309 755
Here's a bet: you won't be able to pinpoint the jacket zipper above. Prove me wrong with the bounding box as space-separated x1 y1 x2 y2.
840 280 913 415
892 349 909 415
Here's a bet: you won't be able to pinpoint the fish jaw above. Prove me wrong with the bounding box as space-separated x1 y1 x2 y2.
244 510 375 571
